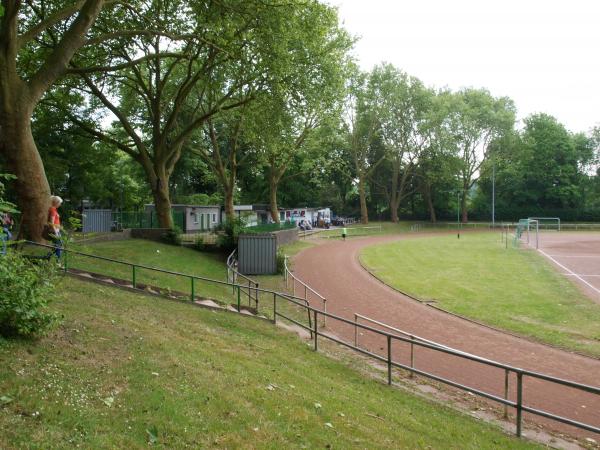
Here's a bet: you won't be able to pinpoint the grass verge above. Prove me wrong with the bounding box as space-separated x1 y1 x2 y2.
360 232 600 357
0 278 538 449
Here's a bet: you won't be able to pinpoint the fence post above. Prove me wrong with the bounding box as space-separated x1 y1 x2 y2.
304 284 307 302
313 310 318 352
387 335 392 385
354 314 358 346
255 282 259 312
410 335 415 378
504 369 509 419
63 248 68 272
273 292 277 324
516 372 523 437
237 285 241 312
322 298 327 328
132 265 136 289
190 277 195 302
248 279 251 306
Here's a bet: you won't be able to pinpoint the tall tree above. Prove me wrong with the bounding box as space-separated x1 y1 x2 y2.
368 64 434 222
344 71 385 224
416 91 461 223
448 89 515 222
66 0 269 228
0 0 113 239
191 106 254 222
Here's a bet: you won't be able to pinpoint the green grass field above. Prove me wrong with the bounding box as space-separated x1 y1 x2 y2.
0 278 538 449
360 232 600 357
63 239 315 326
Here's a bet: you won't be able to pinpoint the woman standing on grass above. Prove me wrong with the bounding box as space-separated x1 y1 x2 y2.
47 195 63 259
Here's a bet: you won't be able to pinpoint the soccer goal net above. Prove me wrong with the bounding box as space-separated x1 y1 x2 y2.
528 217 560 231
514 218 540 248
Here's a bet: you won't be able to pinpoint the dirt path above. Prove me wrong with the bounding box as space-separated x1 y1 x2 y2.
293 233 600 440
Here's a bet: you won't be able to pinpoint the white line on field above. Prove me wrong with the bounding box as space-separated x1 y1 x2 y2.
538 249 600 296
547 255 600 258
561 273 600 277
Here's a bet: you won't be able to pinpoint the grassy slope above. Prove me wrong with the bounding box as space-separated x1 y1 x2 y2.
69 239 231 301
360 232 600 356
67 239 314 326
0 279 537 449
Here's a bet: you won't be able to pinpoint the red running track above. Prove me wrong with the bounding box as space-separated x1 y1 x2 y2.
293 233 600 440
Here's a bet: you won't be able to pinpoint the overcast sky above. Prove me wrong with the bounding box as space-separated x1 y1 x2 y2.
327 0 599 133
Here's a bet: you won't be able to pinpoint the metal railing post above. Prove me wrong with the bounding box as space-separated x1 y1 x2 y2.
190 277 195 302
354 313 358 346
410 335 415 378
237 285 241 312
387 335 392 385
516 372 523 437
63 248 68 272
255 282 259 312
504 369 510 419
248 279 251 306
273 293 277 324
322 299 327 327
132 265 136 289
313 310 318 352
304 284 307 302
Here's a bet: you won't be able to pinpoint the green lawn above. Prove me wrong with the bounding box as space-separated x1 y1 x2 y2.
0 279 538 449
360 232 600 357
69 239 233 305
63 239 314 326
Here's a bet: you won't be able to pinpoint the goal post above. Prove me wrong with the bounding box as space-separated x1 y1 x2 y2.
528 217 560 231
514 218 540 248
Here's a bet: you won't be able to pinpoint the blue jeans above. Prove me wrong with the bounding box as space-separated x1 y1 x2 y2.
52 230 63 259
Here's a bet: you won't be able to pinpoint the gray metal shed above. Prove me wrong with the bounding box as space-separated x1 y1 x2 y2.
238 234 277 275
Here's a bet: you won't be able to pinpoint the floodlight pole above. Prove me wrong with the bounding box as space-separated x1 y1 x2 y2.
492 162 495 229
457 191 460 239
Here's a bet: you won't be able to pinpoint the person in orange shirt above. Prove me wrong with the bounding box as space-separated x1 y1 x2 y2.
48 195 63 259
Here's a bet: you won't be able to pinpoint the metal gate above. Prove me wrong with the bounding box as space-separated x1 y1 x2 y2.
238 234 277 275
82 209 113 233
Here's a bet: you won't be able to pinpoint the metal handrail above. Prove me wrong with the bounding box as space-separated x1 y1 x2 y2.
22 241 600 437
284 255 327 326
226 249 259 310
23 241 310 312
275 302 600 437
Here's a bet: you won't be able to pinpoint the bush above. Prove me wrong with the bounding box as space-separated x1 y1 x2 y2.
161 226 182 246
276 252 286 275
193 234 206 251
216 218 246 252
0 253 58 338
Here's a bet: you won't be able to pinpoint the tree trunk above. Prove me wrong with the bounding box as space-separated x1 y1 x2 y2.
0 105 51 241
461 188 468 223
423 184 437 223
269 173 280 224
358 177 369 224
224 187 235 223
389 159 400 223
151 171 174 229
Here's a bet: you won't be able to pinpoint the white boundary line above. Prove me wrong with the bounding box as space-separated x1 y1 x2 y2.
538 248 600 296
546 255 600 258
562 273 600 277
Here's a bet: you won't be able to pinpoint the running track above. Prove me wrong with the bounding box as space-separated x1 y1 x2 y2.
293 233 600 440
